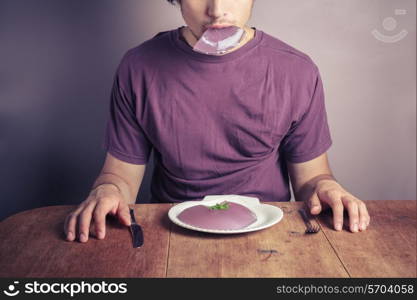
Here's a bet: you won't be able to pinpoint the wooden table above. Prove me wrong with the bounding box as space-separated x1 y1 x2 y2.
0 201 415 278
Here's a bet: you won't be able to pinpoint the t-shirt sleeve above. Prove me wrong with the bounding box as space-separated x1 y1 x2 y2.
102 53 153 164
280 67 332 163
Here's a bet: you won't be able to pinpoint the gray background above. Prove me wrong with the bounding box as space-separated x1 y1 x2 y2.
1 0 415 221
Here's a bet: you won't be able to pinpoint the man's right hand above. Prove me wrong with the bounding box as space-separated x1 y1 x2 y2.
63 184 131 242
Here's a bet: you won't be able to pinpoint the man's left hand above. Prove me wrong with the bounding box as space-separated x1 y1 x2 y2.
305 179 370 233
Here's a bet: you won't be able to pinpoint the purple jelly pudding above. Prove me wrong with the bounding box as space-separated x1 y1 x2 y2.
177 201 257 230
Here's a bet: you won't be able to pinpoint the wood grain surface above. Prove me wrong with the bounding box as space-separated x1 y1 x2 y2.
0 201 415 278
167 202 347 277
317 200 416 278
0 204 172 277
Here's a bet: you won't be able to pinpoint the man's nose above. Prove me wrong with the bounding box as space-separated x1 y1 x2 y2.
206 0 229 19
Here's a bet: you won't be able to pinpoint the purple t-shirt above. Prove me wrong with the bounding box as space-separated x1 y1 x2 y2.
103 26 332 203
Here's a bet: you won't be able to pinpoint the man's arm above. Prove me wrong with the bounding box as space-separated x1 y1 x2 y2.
92 152 147 205
64 152 147 242
286 152 370 233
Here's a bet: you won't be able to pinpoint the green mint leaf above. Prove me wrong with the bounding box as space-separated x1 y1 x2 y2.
209 201 230 210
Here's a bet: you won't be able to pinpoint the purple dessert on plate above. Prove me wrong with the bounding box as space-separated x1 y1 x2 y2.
193 25 246 55
177 201 257 230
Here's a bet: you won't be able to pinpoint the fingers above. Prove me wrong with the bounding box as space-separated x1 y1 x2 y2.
341 195 371 232
93 198 116 239
342 196 359 232
63 193 129 243
358 201 371 231
317 186 371 233
64 206 83 242
318 190 344 231
330 200 344 232
117 200 131 226
77 201 96 243
307 193 322 215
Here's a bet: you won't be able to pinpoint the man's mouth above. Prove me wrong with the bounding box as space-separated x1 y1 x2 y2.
193 25 246 55
204 24 234 30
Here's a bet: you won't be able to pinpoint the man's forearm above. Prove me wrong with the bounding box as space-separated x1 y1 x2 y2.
292 173 337 201
286 153 337 201
91 172 139 205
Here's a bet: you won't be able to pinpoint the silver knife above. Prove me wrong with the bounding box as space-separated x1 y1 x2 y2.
129 208 144 248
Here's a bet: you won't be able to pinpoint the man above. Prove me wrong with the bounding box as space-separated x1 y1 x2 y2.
64 0 370 243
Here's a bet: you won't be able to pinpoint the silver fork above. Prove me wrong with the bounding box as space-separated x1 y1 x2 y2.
299 208 321 234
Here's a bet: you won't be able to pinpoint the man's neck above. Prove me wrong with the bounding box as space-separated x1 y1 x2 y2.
180 25 255 55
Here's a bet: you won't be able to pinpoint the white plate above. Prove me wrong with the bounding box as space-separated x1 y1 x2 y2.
168 194 283 234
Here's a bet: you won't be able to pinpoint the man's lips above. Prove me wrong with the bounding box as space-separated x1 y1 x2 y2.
204 24 234 29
